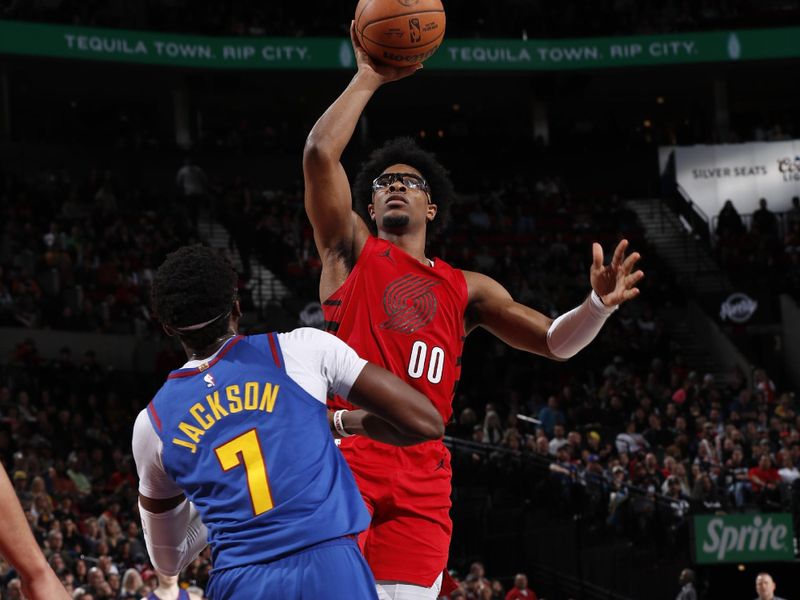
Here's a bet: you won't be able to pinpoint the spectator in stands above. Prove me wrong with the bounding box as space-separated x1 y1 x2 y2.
616 420 649 455
716 200 745 240
778 453 799 485
754 368 777 404
691 471 723 511
120 568 145 598
748 455 782 509
175 157 209 229
751 198 779 241
503 573 536 600
537 396 565 437
755 572 787 600
722 446 752 506
483 410 504 445
663 476 690 545
675 568 697 600
548 424 569 455
142 571 203 600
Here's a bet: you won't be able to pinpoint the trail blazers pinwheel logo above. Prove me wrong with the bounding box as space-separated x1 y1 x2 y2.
381 274 439 333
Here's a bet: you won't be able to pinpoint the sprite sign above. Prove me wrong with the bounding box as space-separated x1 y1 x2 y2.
694 514 795 564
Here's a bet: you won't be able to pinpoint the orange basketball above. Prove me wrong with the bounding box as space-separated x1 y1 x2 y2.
355 0 446 67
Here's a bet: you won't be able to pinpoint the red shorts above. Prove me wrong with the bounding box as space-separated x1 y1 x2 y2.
339 436 452 587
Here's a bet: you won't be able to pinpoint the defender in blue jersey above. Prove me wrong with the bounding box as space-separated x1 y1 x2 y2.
132 245 443 600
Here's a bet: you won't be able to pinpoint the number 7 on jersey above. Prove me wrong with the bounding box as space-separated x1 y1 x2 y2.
215 428 274 515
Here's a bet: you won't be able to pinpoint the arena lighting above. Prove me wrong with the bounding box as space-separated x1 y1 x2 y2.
437 130 444 138
419 130 427 138
656 96 665 104
643 119 652 128
452 104 460 111
737 564 746 571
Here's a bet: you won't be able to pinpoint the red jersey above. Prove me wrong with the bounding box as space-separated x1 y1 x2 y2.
323 236 468 424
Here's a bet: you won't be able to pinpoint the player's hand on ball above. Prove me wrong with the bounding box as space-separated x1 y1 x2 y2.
590 239 643 307
350 21 422 84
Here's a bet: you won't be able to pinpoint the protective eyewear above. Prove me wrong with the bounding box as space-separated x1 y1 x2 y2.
372 172 429 192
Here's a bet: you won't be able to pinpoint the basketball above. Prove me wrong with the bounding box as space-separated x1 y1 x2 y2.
355 0 446 67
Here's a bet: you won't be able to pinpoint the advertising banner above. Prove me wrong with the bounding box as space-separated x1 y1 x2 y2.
1 20 800 71
693 513 795 564
660 140 800 217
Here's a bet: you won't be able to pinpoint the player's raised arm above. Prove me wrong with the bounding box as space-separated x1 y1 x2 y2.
465 239 643 360
303 23 420 260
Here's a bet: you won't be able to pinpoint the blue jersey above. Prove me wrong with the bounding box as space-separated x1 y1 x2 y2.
146 333 370 571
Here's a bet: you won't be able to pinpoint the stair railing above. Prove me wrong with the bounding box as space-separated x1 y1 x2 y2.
675 184 711 245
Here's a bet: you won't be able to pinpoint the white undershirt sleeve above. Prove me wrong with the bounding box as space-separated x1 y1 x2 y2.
132 410 208 574
277 328 368 403
546 291 617 359
132 410 183 499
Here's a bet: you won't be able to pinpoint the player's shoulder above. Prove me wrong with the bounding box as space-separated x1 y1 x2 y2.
277 327 343 347
277 328 353 367
131 406 160 459
461 269 506 301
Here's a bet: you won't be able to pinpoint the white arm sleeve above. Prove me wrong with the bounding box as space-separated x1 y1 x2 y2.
132 410 183 499
277 328 368 403
138 499 208 576
132 411 207 575
546 291 617 359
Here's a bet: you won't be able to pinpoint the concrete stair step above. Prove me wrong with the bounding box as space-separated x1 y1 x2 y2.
197 214 290 307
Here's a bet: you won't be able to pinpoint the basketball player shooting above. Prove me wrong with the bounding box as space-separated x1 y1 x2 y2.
302 24 643 600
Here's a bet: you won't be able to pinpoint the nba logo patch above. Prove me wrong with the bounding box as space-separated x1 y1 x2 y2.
203 373 216 388
409 18 421 43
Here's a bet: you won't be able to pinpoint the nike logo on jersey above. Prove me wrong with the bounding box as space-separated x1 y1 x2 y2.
204 373 216 388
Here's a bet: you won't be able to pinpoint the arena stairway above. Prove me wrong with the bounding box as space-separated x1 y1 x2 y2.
625 198 731 296
626 198 743 384
659 305 730 383
198 212 289 307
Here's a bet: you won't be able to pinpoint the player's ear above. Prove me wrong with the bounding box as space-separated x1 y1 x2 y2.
162 324 176 337
426 202 438 222
368 202 376 221
232 300 242 319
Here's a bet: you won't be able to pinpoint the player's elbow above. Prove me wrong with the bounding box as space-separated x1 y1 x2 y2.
428 418 446 440
303 136 336 167
411 407 445 441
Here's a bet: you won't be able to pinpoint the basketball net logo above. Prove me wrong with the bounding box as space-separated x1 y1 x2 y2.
381 274 439 334
409 18 422 43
